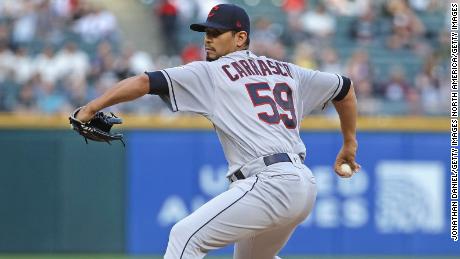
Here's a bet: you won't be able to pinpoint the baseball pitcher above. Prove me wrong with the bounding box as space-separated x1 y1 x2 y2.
72 4 360 259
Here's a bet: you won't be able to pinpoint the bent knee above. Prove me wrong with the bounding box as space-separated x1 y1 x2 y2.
170 220 193 241
169 221 204 247
167 221 209 258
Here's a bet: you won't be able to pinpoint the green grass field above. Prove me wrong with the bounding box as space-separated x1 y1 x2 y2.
0 255 458 259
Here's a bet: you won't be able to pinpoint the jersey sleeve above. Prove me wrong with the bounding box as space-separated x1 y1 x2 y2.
159 61 215 115
292 64 351 116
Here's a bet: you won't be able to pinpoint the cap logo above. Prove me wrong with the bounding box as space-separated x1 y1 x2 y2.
208 6 219 18
236 20 242 28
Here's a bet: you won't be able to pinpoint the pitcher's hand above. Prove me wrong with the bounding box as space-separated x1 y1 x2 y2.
75 106 97 123
334 140 361 178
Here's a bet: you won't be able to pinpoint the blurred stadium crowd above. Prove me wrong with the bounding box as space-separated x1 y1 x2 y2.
0 0 450 116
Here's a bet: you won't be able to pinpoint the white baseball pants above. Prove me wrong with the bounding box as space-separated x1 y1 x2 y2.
164 155 317 259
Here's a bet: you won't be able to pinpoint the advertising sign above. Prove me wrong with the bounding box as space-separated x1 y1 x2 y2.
127 131 455 255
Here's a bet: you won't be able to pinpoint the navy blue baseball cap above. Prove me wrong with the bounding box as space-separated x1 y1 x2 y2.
190 4 250 35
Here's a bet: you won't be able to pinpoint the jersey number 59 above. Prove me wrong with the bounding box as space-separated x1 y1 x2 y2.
246 82 297 129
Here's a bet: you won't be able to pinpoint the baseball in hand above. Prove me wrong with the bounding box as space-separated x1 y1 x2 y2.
340 163 353 176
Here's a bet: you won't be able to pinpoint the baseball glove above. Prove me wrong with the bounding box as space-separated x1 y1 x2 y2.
69 107 125 146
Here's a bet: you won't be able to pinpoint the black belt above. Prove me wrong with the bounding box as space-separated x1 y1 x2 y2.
231 153 292 182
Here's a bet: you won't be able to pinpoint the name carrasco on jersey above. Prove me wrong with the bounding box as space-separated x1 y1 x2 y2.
221 58 293 81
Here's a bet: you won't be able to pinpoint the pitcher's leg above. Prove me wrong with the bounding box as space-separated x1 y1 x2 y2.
233 165 317 259
233 221 298 259
165 176 271 259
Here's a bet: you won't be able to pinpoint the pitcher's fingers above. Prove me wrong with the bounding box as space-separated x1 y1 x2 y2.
351 162 361 172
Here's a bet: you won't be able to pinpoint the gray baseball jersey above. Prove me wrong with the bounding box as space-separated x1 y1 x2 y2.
157 50 351 258
159 50 347 175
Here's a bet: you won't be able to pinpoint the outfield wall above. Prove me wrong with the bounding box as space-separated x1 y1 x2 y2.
0 130 125 252
0 115 456 255
126 130 454 255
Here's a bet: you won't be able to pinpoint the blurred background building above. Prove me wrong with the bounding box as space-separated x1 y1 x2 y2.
0 0 450 116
